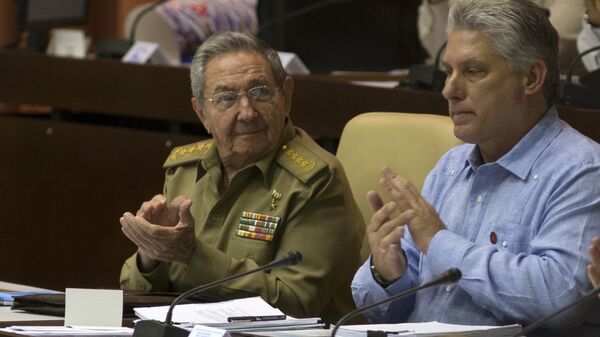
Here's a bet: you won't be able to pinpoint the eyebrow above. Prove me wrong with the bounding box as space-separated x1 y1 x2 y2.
212 77 272 94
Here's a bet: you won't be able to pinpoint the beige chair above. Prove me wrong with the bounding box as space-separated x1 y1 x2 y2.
336 112 462 261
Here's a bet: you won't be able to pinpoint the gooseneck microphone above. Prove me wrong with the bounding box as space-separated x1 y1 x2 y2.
508 285 600 337
132 250 303 337
330 268 462 337
257 0 358 35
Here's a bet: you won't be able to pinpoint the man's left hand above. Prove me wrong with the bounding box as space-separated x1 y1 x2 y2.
379 166 445 253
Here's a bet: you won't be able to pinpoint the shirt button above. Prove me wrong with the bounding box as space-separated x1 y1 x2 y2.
445 285 452 292
450 169 455 176
533 174 539 180
502 240 508 248
476 195 484 203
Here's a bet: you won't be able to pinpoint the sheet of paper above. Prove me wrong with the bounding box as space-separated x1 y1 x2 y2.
65 288 123 327
0 326 133 336
340 321 522 337
189 325 231 337
134 296 284 324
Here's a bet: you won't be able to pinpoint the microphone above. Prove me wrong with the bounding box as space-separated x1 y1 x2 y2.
559 45 600 109
330 268 462 337
132 250 303 337
128 0 168 43
508 285 600 337
407 41 447 91
257 0 359 35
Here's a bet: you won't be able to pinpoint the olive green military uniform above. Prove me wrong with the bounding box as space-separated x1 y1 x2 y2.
120 121 365 323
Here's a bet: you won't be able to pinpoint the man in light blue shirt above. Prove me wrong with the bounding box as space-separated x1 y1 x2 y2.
352 0 600 333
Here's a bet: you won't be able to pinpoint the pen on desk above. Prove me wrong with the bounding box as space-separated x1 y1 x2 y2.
227 314 286 322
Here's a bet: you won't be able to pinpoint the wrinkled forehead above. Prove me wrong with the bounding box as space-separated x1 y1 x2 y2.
204 51 276 87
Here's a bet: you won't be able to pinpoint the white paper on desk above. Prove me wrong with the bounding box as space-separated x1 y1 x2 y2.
134 296 284 324
189 325 231 337
339 321 522 336
65 288 123 327
1 325 133 336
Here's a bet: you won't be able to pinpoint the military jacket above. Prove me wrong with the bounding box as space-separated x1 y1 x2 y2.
120 121 364 323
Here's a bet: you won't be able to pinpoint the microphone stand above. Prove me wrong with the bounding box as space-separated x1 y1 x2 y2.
330 268 462 337
508 286 600 337
132 251 303 337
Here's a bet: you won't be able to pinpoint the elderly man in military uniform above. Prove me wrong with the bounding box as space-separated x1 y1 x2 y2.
119 32 364 323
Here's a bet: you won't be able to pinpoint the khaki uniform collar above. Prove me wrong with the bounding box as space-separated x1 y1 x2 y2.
196 118 295 185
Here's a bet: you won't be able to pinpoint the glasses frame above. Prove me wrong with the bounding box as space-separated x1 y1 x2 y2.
204 85 280 111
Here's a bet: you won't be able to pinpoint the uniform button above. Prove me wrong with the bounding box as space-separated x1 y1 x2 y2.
476 195 484 203
445 285 452 292
502 240 508 248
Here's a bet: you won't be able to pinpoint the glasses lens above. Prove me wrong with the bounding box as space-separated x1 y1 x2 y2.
213 92 238 110
248 86 274 102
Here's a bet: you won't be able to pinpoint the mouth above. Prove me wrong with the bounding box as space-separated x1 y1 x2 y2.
449 110 475 124
234 126 266 136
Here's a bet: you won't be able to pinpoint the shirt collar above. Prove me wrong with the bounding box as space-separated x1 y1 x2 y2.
466 106 561 180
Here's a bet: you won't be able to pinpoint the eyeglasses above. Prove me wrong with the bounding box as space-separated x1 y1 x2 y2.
205 85 278 111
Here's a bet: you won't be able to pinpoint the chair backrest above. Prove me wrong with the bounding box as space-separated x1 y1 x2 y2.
336 112 462 261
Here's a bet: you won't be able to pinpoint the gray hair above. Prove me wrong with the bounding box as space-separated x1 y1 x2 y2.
190 32 287 102
448 0 559 105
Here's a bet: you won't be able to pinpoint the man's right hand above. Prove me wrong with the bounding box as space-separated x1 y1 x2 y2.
366 191 414 283
586 0 600 27
120 195 196 272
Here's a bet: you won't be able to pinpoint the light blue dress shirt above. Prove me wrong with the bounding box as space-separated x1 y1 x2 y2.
352 107 600 331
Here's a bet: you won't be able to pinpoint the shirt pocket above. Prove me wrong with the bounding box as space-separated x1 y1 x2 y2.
488 221 532 254
227 235 275 266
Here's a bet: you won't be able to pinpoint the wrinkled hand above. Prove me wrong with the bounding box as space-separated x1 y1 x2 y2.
379 166 445 253
120 195 196 271
586 0 600 27
588 237 600 290
366 191 414 282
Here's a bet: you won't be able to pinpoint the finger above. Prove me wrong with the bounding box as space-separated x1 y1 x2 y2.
120 220 154 255
176 198 194 228
371 216 404 244
376 209 415 243
121 218 164 259
589 240 600 271
382 167 420 199
367 201 397 233
378 225 405 251
367 191 385 213
588 265 600 288
167 196 187 225
137 194 167 217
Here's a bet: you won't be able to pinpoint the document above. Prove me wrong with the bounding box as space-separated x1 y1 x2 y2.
134 296 285 324
337 321 521 337
134 296 324 333
0 326 133 336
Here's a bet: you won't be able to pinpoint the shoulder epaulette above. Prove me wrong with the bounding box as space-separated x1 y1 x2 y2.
275 139 327 183
163 140 213 168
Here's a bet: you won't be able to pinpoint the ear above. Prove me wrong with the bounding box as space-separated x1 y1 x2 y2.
191 97 211 134
282 75 294 115
524 59 547 96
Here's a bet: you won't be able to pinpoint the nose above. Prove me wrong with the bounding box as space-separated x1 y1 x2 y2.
442 71 465 102
237 95 259 121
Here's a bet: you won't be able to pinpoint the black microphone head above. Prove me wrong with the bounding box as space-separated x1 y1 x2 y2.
446 268 462 283
286 250 303 265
